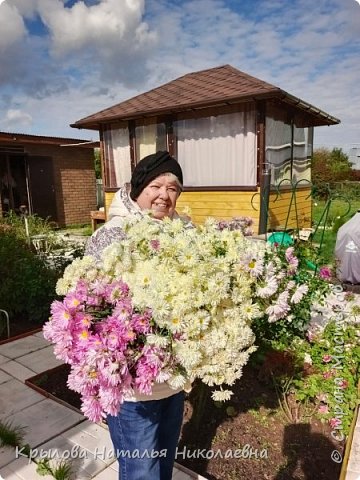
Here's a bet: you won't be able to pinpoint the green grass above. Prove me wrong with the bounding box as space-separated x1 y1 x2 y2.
0 419 26 448
311 196 360 264
312 198 360 227
58 224 92 237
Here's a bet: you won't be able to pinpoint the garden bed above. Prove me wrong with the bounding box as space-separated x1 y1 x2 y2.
25 362 345 480
0 314 44 344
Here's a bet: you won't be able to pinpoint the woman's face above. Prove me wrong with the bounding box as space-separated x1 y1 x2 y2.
135 174 180 220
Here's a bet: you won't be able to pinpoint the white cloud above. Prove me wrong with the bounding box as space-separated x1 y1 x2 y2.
36 0 157 85
0 1 27 50
7 0 39 18
2 109 33 130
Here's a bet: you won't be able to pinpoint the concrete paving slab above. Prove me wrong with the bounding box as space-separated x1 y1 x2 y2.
109 460 118 471
0 368 12 384
37 434 110 479
92 465 118 479
0 457 53 480
172 469 195 480
345 472 360 480
16 346 62 373
0 378 44 416
0 360 35 382
59 421 114 459
173 463 208 479
5 398 85 447
0 353 9 365
347 428 360 473
0 445 17 469
103 461 197 479
0 336 49 360
33 331 47 339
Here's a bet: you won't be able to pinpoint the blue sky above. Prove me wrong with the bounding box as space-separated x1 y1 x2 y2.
0 0 359 152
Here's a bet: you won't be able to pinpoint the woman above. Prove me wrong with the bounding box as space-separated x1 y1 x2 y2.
86 151 187 480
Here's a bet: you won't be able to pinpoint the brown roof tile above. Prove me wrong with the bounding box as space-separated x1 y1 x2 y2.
71 64 339 129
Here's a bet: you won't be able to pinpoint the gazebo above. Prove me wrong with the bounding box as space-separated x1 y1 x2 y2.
71 64 340 233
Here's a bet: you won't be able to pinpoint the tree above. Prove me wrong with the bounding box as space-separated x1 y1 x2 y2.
312 147 354 193
94 148 102 179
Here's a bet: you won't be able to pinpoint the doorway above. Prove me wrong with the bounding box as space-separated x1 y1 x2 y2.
0 153 29 215
0 152 58 221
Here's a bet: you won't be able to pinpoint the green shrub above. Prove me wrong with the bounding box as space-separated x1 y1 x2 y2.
0 228 58 323
0 210 54 241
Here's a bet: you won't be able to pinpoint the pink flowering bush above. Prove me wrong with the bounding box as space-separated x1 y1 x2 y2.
268 320 360 435
43 274 178 422
251 243 330 344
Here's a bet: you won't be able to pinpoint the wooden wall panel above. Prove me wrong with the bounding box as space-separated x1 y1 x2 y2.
105 190 261 231
268 188 312 229
105 188 312 232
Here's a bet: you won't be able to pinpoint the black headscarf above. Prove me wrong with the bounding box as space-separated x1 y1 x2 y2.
130 151 183 200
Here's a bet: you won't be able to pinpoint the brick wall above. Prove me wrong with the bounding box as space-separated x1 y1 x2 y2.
24 144 97 226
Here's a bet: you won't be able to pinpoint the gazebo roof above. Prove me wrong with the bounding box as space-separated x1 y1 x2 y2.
71 64 340 130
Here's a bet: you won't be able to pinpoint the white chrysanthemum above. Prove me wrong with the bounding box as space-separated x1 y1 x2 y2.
162 217 186 235
146 335 169 348
211 389 233 402
56 255 96 294
155 370 172 383
177 249 200 268
173 341 202 369
304 353 312 365
256 276 278 298
55 278 70 296
167 373 187 389
242 302 262 320
291 284 309 304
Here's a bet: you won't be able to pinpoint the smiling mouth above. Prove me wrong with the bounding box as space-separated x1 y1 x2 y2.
153 203 168 209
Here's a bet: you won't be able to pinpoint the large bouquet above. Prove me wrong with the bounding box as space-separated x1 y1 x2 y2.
44 215 314 422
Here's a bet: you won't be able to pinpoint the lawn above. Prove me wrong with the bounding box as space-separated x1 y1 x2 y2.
311 197 360 264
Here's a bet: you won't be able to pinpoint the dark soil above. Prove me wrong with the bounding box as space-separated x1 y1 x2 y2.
27 364 82 411
0 314 43 342
26 363 345 480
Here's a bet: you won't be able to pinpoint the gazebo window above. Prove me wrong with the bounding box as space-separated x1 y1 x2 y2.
292 125 312 183
103 123 132 188
265 107 292 186
265 104 312 186
135 121 167 162
173 104 257 187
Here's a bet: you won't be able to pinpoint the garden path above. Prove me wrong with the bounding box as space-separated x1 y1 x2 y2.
0 332 207 480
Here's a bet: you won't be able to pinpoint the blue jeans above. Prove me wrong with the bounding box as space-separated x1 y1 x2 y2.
107 391 184 480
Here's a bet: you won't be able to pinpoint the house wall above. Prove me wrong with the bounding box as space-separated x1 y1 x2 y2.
23 143 96 226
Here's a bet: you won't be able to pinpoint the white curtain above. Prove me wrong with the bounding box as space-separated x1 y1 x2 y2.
174 105 257 186
265 115 292 185
135 124 157 160
104 125 131 188
292 126 311 183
